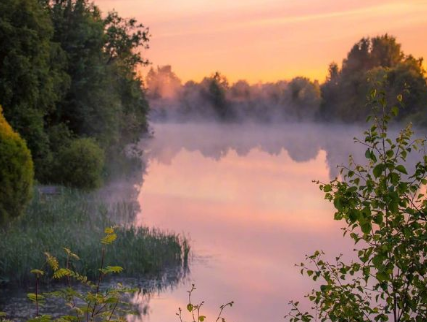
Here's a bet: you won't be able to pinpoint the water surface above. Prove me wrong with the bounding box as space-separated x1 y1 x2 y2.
135 123 365 322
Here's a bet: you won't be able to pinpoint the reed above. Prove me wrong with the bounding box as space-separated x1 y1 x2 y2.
0 187 190 285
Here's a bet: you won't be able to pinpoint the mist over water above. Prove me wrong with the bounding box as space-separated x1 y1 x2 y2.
143 122 367 178
132 122 427 322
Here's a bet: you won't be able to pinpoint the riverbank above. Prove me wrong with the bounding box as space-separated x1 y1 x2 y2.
0 187 189 285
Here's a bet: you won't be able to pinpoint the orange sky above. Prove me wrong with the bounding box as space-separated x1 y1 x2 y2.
97 0 427 83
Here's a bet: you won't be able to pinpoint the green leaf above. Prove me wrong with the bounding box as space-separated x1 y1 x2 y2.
105 227 115 234
101 233 117 245
390 172 399 185
53 268 72 279
323 184 332 192
199 316 206 321
373 164 385 178
395 165 408 175
30 269 44 276
187 303 194 312
361 221 372 234
27 293 45 302
45 253 59 271
376 271 388 282
391 106 399 117
104 266 123 274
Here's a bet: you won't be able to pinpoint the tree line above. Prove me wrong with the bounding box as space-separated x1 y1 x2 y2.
146 34 427 125
0 0 150 186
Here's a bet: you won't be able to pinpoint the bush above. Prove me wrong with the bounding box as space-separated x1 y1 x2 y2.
286 87 427 321
0 106 34 225
54 138 105 190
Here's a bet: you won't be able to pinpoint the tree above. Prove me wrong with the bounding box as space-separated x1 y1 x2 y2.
201 72 230 120
286 85 427 321
370 34 404 69
321 34 427 123
54 138 104 190
284 77 321 122
49 0 150 147
0 106 34 225
146 65 182 99
0 0 69 173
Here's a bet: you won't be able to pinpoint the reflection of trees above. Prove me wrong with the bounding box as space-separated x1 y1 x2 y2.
0 266 189 322
140 123 427 180
139 123 326 165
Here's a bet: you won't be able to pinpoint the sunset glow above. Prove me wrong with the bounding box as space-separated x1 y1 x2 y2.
97 0 427 83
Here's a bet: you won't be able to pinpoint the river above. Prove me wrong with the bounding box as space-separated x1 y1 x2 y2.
3 122 421 321
133 122 367 322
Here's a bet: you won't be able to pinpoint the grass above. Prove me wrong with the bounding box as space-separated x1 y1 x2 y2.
0 187 190 284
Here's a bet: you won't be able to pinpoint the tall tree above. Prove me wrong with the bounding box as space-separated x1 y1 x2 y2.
0 0 68 169
321 35 427 123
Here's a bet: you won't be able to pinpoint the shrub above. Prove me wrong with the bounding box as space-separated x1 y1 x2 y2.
286 87 427 321
0 106 34 225
54 138 105 190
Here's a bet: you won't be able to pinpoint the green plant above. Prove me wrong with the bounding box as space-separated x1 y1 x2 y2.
0 188 189 284
0 106 34 225
176 284 233 322
27 227 138 322
54 138 105 190
286 85 427 321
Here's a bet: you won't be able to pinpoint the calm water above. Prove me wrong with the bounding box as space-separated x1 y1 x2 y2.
133 123 366 322
4 122 422 321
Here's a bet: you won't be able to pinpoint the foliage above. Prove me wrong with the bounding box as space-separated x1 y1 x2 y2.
0 0 69 172
146 65 182 99
27 227 138 321
48 0 148 148
201 72 231 120
286 86 427 321
147 34 426 126
284 77 321 121
176 284 234 322
321 34 427 123
0 188 189 284
54 138 105 190
0 0 150 183
0 106 34 225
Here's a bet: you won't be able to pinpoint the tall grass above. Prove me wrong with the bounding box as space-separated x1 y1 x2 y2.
0 188 189 284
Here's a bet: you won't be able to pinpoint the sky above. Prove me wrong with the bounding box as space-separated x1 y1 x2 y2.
96 0 427 83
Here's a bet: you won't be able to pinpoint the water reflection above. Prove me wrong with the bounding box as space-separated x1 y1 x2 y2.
0 269 188 321
135 122 426 322
140 123 369 180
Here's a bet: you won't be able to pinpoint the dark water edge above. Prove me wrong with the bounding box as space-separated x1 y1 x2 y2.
0 267 189 321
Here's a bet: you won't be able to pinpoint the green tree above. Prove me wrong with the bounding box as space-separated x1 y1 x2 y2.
104 10 150 145
49 0 119 146
321 35 427 123
201 72 230 120
0 0 69 174
54 138 104 190
50 0 150 148
287 87 427 321
0 106 34 225
284 77 321 121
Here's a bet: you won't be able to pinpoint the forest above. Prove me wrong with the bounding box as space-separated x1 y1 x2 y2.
0 0 150 190
147 35 427 125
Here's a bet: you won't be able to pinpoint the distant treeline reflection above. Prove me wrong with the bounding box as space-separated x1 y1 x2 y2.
140 123 426 180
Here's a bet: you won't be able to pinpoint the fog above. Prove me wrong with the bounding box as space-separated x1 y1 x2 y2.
146 66 322 123
141 122 427 180
131 121 427 322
